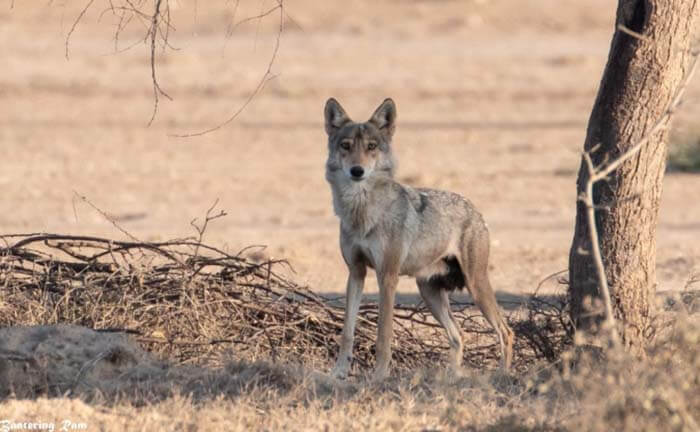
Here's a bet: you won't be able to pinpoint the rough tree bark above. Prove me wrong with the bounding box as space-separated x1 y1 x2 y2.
568 0 699 354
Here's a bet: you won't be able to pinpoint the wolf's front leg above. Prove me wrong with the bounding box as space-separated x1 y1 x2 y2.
372 269 398 382
331 263 366 380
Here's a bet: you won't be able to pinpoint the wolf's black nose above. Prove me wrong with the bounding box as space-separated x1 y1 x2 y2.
350 166 365 178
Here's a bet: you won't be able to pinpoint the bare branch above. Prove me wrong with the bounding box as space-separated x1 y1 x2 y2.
65 0 96 60
190 199 228 258
63 0 173 126
533 269 568 297
230 4 281 31
60 0 289 131
172 0 285 137
617 24 651 43
581 152 619 345
147 0 173 126
591 50 699 182
72 191 141 242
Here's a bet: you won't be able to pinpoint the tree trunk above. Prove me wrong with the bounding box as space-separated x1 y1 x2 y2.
568 0 699 354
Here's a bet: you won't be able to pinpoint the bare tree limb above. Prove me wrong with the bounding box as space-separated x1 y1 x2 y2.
63 0 175 126
60 0 288 131
172 0 285 137
147 0 173 126
65 0 96 60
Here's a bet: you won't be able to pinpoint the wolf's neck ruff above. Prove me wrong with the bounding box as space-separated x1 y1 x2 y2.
330 176 392 236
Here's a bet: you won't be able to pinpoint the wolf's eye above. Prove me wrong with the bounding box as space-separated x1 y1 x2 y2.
367 142 378 150
340 141 351 150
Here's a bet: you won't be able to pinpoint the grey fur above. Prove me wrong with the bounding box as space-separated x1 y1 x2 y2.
325 98 514 381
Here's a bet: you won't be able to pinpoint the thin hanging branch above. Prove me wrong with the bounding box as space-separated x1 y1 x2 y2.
63 0 174 125
65 0 97 60
56 1 289 130
172 0 285 137
147 0 173 126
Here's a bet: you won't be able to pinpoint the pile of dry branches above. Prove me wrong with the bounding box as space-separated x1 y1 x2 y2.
0 232 571 373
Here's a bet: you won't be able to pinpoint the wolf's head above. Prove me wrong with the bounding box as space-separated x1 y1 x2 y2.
324 98 397 184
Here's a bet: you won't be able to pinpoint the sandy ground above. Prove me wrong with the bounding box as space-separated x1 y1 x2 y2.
2 0 699 301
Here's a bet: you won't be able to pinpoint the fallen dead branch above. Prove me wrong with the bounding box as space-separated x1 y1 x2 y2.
0 233 571 373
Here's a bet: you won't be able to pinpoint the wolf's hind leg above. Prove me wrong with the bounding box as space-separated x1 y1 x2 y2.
460 233 514 370
417 279 464 371
471 272 514 370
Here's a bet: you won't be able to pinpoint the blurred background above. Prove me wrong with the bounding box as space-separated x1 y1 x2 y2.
2 0 699 296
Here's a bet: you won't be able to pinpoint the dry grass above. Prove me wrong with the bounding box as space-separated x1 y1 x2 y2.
0 320 697 431
1 232 698 430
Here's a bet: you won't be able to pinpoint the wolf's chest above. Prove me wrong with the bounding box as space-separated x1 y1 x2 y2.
347 231 384 270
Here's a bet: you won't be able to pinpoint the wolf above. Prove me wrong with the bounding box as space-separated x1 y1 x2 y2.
324 97 515 381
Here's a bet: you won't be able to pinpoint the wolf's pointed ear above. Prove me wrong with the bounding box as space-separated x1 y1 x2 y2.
324 98 350 136
369 98 396 138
